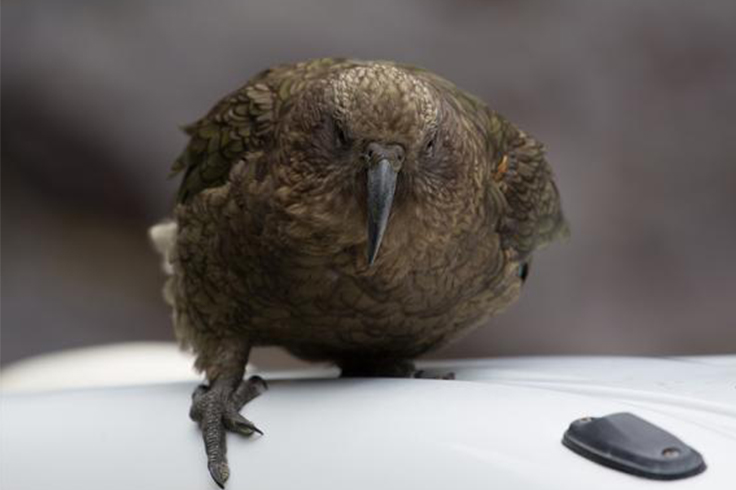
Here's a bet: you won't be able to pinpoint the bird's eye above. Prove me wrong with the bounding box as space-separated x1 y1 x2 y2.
425 136 436 155
335 123 349 148
518 262 530 282
424 132 440 157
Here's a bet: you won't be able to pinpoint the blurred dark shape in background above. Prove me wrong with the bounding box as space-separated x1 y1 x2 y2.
2 0 736 367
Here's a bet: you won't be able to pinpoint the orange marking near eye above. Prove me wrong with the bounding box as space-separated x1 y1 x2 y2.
494 155 509 181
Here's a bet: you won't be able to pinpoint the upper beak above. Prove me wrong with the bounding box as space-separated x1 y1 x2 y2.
366 156 399 266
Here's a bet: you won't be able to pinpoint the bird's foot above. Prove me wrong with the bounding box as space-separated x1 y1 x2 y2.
190 376 267 488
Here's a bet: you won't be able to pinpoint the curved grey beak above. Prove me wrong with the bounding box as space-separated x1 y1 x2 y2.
366 158 398 266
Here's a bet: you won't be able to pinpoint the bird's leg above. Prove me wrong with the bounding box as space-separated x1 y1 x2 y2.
189 345 267 488
339 359 455 379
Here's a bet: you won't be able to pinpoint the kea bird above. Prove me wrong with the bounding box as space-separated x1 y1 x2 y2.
150 58 568 487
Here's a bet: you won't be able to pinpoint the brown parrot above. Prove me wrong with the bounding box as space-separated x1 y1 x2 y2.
150 58 568 487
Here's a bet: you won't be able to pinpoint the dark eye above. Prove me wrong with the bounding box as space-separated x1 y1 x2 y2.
335 123 349 148
424 135 436 155
518 262 530 282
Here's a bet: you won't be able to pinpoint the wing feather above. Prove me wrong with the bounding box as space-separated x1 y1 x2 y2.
495 126 569 259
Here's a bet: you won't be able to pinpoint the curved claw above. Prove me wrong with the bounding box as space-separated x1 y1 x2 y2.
208 460 229 489
223 409 263 437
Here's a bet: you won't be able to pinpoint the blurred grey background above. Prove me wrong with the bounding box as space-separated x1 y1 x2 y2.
2 0 736 367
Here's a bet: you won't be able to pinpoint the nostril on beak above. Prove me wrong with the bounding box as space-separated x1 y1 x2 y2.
366 142 383 162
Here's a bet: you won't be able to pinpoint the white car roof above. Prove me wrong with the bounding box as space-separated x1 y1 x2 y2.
2 355 735 490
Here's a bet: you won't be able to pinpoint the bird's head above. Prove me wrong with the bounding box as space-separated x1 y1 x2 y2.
281 63 476 266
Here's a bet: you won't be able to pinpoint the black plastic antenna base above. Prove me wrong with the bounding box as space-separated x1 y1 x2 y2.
563 412 706 480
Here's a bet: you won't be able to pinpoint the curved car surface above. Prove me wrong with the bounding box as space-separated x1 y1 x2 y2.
2 355 735 490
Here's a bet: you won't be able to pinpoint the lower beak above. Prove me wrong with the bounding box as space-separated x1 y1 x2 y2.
366 158 398 265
